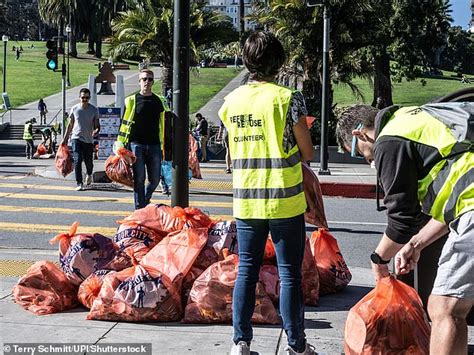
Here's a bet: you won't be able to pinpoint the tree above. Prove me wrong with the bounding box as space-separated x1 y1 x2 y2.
109 0 237 92
251 0 374 144
362 0 452 106
439 26 474 75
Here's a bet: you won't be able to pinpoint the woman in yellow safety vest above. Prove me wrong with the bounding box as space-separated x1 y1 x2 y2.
219 32 315 355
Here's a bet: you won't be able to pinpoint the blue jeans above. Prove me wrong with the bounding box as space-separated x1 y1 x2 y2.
130 143 162 210
71 139 94 185
233 214 307 352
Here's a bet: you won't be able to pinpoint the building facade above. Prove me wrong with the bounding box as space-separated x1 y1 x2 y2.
206 0 261 31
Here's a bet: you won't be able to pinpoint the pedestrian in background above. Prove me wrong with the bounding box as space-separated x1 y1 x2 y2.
219 31 316 355
218 119 231 173
336 102 473 355
193 113 209 162
114 69 170 209
38 98 47 125
62 88 100 191
23 117 36 159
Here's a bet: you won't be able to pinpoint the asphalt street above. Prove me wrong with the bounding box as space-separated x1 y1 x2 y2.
0 172 385 270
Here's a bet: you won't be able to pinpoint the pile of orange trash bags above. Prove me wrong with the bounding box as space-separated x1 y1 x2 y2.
12 203 351 326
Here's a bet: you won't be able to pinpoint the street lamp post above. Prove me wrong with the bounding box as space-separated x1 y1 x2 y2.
2 35 8 94
65 25 71 87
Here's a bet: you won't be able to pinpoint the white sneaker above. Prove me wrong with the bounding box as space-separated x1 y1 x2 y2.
230 341 250 355
285 342 317 355
85 174 93 185
75 184 83 191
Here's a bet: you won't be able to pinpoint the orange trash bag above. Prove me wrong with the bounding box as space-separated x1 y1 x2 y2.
35 143 47 156
77 269 113 309
87 261 182 322
310 228 351 295
105 148 136 187
301 237 320 306
13 260 79 315
302 163 328 228
189 134 202 179
141 227 208 287
113 223 163 262
55 143 74 177
207 220 238 256
183 253 280 324
49 222 123 285
119 204 185 237
344 276 430 355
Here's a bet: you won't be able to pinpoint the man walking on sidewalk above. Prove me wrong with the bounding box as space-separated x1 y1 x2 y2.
62 88 100 191
114 69 170 209
336 103 473 355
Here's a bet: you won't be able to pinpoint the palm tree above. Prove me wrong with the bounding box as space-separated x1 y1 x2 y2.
109 0 237 92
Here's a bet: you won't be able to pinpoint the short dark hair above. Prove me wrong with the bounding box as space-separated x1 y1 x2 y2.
79 88 91 96
139 69 154 78
335 104 379 151
195 113 203 119
242 31 286 81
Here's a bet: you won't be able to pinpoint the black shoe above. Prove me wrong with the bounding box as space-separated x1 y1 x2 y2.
225 168 232 174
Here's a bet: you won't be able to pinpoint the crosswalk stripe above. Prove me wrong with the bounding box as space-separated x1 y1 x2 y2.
0 180 233 192
0 221 117 236
0 204 234 220
0 192 233 208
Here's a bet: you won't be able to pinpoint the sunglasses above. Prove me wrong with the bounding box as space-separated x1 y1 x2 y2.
140 77 154 82
351 123 364 159
80 96 90 100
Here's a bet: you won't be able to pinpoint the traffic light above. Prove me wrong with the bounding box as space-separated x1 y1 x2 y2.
45 40 58 71
306 0 325 6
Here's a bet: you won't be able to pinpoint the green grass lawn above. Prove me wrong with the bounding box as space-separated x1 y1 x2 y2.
333 71 474 107
1 41 241 114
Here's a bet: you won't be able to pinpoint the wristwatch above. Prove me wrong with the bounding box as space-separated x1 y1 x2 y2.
370 252 391 265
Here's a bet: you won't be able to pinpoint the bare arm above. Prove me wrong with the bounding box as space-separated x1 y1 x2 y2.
395 218 448 275
62 116 75 145
93 110 100 136
293 115 314 162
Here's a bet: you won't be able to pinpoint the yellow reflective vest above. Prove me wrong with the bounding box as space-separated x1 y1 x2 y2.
219 82 307 219
23 122 33 140
116 93 169 152
378 105 473 224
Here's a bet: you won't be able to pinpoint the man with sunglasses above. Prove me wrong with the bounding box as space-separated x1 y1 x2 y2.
62 88 100 191
114 69 170 209
336 103 473 355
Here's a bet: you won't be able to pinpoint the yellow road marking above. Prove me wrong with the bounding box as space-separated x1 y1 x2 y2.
0 204 233 220
0 180 233 191
0 222 117 236
0 183 74 191
0 192 233 208
0 259 59 278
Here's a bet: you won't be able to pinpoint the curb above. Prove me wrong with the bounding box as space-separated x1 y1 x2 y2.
320 182 379 199
35 167 379 199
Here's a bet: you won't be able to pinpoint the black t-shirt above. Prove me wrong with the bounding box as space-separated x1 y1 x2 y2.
129 93 164 145
196 119 208 136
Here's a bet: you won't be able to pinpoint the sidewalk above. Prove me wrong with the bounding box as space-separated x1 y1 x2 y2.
0 247 376 355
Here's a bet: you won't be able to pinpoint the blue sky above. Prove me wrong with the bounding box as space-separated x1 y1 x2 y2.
450 0 472 29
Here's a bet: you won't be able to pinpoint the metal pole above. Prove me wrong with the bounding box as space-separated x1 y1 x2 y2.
171 0 190 208
62 38 67 132
318 5 331 175
2 40 6 93
66 32 71 87
239 0 245 42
